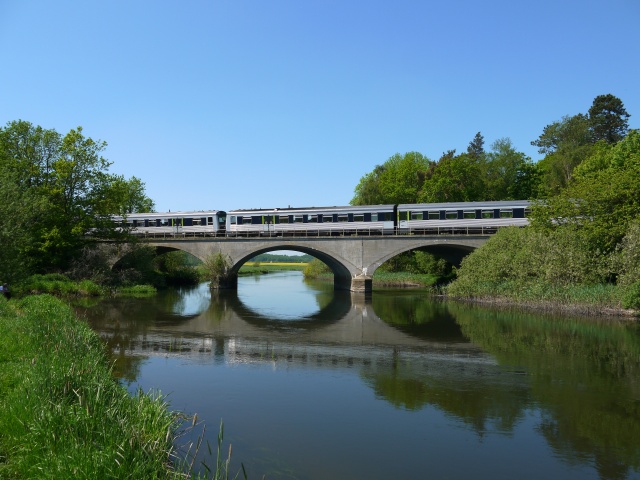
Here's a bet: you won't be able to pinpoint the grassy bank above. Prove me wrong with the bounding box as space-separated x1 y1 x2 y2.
446 279 637 317
0 295 192 479
11 274 157 299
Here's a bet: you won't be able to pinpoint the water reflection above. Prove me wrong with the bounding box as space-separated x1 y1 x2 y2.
79 275 640 480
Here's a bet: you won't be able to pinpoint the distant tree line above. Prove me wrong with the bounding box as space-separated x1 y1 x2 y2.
250 253 313 263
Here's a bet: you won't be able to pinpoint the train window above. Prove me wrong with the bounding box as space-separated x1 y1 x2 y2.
322 215 333 223
208 217 214 225
308 215 318 223
371 213 378 222
192 218 200 226
481 210 494 218
354 214 364 222
428 211 439 220
279 215 289 224
293 215 304 223
338 215 348 223
445 211 458 219
411 212 423 220
500 210 513 218
378 212 392 221
161 219 169 226
230 216 237 225
243 217 252 224
463 211 475 219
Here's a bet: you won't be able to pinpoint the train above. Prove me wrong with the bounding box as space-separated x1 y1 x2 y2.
113 200 531 237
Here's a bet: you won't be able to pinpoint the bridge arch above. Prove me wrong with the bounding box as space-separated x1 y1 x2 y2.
365 240 478 277
106 235 490 293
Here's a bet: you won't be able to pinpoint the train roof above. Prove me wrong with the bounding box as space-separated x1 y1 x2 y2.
228 205 396 215
112 210 225 220
397 200 532 210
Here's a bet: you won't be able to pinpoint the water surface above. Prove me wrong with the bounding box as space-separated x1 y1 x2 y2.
80 271 640 480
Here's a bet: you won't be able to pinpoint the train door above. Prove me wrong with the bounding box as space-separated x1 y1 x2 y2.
398 210 409 230
262 215 275 234
172 218 183 234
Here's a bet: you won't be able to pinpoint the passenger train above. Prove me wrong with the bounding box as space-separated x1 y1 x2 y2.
113 200 531 237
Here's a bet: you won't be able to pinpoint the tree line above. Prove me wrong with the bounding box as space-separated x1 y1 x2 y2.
351 94 630 206
349 93 639 309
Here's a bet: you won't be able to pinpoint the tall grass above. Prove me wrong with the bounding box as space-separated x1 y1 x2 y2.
0 295 244 479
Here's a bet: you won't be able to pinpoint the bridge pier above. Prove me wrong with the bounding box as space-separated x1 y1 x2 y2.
209 273 238 290
348 276 373 294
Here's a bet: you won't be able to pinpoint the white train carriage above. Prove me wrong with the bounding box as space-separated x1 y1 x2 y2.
227 205 396 236
112 210 227 236
397 200 531 234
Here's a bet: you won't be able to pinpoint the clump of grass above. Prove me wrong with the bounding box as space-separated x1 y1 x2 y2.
372 271 439 288
116 284 158 297
15 274 105 297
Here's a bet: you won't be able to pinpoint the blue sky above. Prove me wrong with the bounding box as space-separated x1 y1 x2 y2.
1 0 638 213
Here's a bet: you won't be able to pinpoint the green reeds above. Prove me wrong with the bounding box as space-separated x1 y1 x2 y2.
0 294 244 479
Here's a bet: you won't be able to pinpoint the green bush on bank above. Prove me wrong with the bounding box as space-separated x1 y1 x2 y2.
0 295 184 479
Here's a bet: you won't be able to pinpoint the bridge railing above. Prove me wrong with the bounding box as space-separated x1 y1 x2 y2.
130 225 508 240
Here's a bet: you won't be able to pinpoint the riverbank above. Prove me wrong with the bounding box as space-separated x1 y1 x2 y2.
446 281 639 318
0 295 193 479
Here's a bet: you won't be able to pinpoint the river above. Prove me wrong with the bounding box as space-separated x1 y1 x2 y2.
78 271 640 480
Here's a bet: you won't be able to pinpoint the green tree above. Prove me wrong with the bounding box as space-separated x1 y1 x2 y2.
532 114 594 195
532 130 640 254
0 120 155 275
588 93 630 144
483 138 540 200
351 152 432 205
466 132 485 161
420 152 484 202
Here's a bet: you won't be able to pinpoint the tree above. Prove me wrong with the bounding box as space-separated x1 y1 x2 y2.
0 120 155 274
351 152 432 205
467 132 485 161
588 94 630 144
420 152 484 203
483 138 540 200
531 129 640 254
532 114 594 194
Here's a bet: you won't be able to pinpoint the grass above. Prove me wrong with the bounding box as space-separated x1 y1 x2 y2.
372 271 440 288
446 278 634 316
0 295 244 479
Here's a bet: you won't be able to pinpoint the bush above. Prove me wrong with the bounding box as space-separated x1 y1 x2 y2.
622 282 640 310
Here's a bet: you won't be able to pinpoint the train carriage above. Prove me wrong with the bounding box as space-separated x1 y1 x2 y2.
227 205 396 236
112 210 227 236
396 200 531 234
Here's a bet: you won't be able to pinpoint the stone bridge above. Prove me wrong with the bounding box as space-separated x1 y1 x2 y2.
110 235 490 293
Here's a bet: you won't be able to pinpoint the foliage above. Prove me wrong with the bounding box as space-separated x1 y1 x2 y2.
303 258 332 278
351 152 433 205
617 219 640 287
447 226 615 298
154 251 200 286
589 93 630 144
14 273 104 297
482 138 541 200
203 252 233 286
0 120 154 280
531 130 640 254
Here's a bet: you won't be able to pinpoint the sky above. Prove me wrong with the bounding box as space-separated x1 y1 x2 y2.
1 0 639 214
